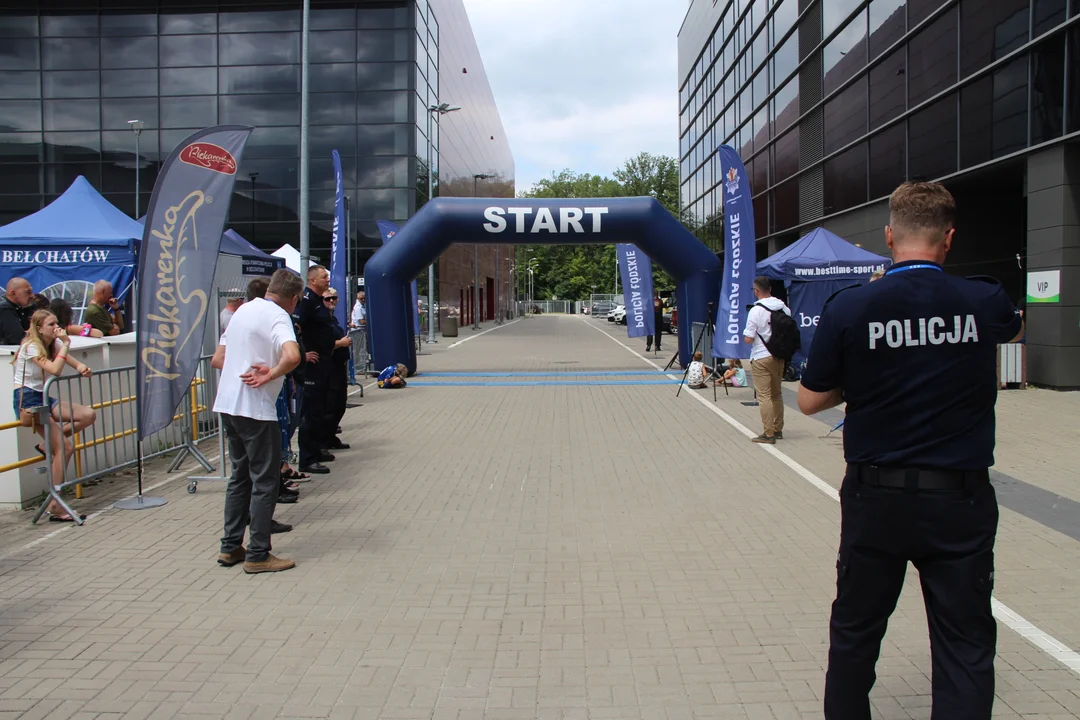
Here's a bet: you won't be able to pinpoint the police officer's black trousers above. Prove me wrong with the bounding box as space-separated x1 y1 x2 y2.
325 362 348 437
299 373 330 467
825 473 999 720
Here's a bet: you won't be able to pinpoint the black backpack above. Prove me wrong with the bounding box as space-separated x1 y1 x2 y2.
754 302 801 362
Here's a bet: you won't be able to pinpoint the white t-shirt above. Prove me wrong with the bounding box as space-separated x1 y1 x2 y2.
743 296 791 361
219 307 235 332
213 297 297 422
13 339 61 392
687 361 706 386
351 300 366 326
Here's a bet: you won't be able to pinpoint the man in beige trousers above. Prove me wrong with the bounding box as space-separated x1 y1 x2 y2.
744 276 791 444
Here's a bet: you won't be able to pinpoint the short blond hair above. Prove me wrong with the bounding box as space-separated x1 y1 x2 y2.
888 182 956 242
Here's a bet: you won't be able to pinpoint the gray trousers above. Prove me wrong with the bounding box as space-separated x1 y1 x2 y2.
220 413 280 562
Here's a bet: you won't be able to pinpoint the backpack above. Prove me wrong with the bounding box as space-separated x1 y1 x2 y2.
754 302 801 362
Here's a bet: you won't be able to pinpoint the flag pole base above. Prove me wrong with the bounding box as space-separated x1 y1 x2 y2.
113 495 168 510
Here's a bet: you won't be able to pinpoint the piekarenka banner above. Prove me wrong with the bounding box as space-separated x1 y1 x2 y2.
136 125 253 439
616 243 654 339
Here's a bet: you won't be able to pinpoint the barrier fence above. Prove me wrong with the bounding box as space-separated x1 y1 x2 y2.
4 356 220 524
517 300 583 315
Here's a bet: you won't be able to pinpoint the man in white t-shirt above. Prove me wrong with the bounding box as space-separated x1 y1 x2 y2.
211 269 303 574
743 276 791 444
350 290 366 328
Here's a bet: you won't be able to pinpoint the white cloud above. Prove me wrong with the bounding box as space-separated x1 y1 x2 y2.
462 0 686 193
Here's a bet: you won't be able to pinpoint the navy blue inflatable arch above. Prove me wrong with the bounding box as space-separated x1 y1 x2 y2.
365 197 722 374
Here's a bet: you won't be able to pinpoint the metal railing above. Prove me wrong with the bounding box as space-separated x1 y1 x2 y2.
349 328 372 380
516 300 582 315
26 356 218 524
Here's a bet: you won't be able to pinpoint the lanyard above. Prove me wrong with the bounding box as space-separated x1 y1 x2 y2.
886 263 942 275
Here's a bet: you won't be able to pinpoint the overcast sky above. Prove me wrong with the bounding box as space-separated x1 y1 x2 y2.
462 0 688 195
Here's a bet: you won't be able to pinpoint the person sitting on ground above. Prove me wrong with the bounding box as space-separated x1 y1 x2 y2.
12 310 96 522
687 351 709 389
83 280 125 336
50 298 104 339
377 363 408 388
716 358 748 387
0 277 34 345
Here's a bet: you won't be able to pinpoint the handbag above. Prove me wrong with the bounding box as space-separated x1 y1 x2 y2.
16 345 45 431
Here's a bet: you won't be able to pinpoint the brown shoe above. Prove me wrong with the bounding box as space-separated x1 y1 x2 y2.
217 547 246 567
751 434 776 444
243 554 296 574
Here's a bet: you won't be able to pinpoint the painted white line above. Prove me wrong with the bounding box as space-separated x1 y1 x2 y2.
348 380 379 396
582 316 1080 676
446 318 522 348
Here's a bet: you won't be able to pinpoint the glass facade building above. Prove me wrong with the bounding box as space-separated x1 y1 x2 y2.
0 0 514 308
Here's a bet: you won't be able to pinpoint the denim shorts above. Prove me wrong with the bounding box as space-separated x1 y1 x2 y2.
12 388 57 417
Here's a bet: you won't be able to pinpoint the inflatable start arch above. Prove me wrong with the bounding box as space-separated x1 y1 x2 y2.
364 197 722 373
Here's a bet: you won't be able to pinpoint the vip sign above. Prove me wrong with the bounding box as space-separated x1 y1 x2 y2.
1027 270 1061 303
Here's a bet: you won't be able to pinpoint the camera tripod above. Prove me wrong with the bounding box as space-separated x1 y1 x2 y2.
674 302 720 401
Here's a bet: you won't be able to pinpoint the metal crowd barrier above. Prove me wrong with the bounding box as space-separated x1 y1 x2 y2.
349 328 372 382
27 356 218 525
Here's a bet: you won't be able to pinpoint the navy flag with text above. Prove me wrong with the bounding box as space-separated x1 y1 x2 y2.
713 144 757 361
616 243 654 339
136 125 253 439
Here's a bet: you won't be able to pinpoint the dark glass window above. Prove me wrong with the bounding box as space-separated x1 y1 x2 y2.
159 13 217 35
102 36 157 69
236 157 299 190
41 15 98 37
1034 0 1067 35
960 57 1027 169
310 93 357 125
0 101 42 132
311 156 356 191
160 35 217 67
0 165 42 194
43 38 99 70
824 77 867 155
102 130 158 160
869 0 906 59
161 67 217 96
358 30 410 61
773 177 799 231
824 0 863 37
0 16 38 38
220 33 301 66
357 157 409 188
773 125 800 183
44 71 99 99
909 0 947 26
219 9 301 32
311 8 357 30
358 6 408 29
0 133 43 161
101 98 157 130
311 31 357 63
869 123 906 199
43 99 99 132
160 96 218 129
102 69 157 97
772 75 799 137
773 0 798 43
102 160 159 194
357 91 409 123
358 125 410 156
45 131 99 162
824 11 868 96
101 14 156 36
311 63 356 92
960 0 1029 78
353 189 409 219
1032 34 1066 144
219 65 300 95
869 48 906 130
1 72 41 100
358 62 409 91
308 125 356 158
0 39 40 70
1069 28 1080 133
220 94 301 127
824 142 868 214
908 8 957 105
908 94 956 180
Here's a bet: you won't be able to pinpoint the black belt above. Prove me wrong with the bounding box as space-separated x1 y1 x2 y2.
847 464 989 491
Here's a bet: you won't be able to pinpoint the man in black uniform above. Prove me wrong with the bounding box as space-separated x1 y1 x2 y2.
798 182 1024 719
322 288 353 450
293 265 337 474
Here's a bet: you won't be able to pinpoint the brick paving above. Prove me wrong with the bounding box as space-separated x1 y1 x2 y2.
0 314 1077 719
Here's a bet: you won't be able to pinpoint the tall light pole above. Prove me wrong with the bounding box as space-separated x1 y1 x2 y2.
249 172 258 243
127 119 143 217
299 0 311 272
425 102 461 342
472 172 494 329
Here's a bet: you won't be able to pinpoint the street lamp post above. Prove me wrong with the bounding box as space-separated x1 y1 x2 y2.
248 172 258 242
425 102 461 342
127 120 143 217
472 173 494 329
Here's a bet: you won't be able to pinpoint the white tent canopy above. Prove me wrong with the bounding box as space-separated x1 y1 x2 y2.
272 244 302 272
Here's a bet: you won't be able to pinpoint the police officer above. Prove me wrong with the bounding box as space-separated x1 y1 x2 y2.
798 182 1024 719
293 265 337 475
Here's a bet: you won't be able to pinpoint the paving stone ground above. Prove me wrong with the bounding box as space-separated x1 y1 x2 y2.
0 314 1078 720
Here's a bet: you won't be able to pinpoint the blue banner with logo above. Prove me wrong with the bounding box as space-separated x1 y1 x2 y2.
376 220 420 336
616 243 654 338
713 144 756 360
788 279 850 367
330 150 348 327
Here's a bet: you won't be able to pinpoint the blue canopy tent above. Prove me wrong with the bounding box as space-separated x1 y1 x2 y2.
757 227 890 366
0 176 142 317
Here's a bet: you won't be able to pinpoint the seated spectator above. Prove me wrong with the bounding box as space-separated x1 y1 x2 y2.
0 277 34 345
12 309 97 521
50 298 103 339
377 363 408 388
687 351 708 389
715 358 747 387
83 280 125 336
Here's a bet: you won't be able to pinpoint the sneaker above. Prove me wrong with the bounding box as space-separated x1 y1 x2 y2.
217 547 245 567
243 554 296 574
774 432 784 440
751 434 776 444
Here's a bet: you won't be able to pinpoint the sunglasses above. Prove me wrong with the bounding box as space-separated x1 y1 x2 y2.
323 297 338 303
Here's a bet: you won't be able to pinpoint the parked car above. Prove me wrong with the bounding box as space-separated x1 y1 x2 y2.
606 305 624 322
612 306 627 324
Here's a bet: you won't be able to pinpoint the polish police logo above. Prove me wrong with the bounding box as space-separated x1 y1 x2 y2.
724 166 740 196
386 230 395 239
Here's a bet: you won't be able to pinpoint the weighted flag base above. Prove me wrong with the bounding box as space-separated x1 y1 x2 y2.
113 495 168 510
